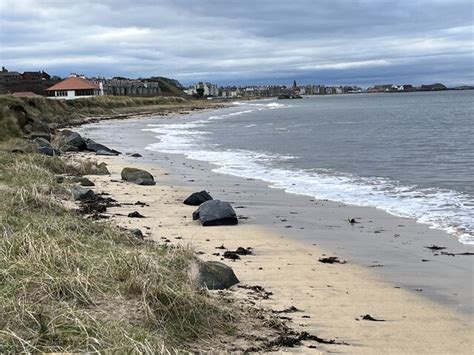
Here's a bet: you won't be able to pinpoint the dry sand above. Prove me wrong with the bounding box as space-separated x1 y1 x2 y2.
76 153 473 354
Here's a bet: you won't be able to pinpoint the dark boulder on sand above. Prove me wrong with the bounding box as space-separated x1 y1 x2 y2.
121 167 156 185
84 139 121 156
192 200 238 226
195 260 239 290
183 190 213 206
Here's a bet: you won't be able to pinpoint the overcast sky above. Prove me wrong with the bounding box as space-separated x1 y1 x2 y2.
0 0 472 86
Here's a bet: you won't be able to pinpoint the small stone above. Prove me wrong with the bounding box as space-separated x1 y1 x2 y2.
129 228 144 239
70 176 95 186
128 211 145 218
95 162 110 175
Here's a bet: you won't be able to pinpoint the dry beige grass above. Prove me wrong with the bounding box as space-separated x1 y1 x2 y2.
0 146 241 352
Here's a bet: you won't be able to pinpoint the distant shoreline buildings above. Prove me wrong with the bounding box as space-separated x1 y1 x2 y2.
184 80 458 99
0 66 472 99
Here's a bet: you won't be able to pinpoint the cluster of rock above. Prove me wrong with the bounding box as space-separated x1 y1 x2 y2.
183 190 238 226
58 130 121 156
115 171 239 289
50 143 239 291
13 129 121 157
183 190 240 289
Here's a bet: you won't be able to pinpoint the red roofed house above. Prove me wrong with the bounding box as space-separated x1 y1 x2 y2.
46 74 103 100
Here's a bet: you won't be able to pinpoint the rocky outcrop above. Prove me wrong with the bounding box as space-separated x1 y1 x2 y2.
121 167 156 185
195 260 239 290
183 190 213 206
59 130 87 152
192 200 238 226
58 130 120 155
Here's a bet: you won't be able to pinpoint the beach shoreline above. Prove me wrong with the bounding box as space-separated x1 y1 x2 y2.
72 149 473 353
76 110 474 312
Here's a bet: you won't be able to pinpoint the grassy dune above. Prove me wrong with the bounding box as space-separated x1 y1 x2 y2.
0 95 215 141
0 143 240 352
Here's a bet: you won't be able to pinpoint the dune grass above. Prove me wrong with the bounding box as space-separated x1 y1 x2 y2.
0 144 238 353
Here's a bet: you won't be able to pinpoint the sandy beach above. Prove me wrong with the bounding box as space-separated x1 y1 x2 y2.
73 149 473 353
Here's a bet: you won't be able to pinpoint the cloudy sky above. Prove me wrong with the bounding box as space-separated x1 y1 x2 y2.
0 0 472 86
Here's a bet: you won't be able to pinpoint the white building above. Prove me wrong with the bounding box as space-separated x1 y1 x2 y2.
185 82 218 97
46 75 103 100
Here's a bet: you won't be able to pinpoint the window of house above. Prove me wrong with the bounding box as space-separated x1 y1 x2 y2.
75 89 94 96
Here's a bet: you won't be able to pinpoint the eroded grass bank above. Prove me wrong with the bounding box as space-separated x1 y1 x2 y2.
0 95 217 141
0 143 239 353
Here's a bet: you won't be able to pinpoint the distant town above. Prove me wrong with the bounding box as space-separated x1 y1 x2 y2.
1 66 472 101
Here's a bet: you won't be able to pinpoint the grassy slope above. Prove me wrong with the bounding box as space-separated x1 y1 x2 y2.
0 142 240 352
0 95 214 141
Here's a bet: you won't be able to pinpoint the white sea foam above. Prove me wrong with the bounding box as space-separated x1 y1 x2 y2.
233 101 289 109
144 105 474 245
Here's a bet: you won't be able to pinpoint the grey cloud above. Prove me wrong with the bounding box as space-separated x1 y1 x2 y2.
0 0 472 86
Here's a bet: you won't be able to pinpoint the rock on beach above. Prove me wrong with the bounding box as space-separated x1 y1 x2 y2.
183 190 213 206
195 260 239 290
193 200 238 226
121 167 156 185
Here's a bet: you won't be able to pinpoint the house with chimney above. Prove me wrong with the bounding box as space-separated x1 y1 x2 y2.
46 74 103 100
0 67 22 81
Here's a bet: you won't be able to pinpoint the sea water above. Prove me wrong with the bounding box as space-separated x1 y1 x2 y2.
144 91 474 245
